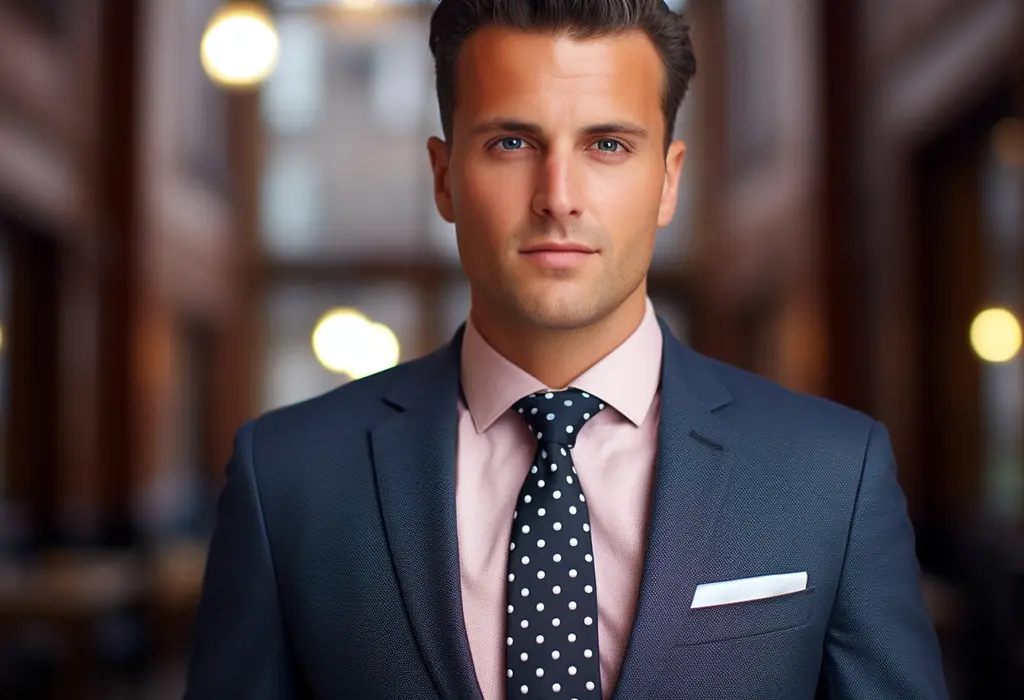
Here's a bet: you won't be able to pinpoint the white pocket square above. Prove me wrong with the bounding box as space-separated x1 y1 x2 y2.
690 571 808 609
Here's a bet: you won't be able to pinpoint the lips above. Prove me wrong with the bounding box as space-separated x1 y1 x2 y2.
519 243 597 271
519 242 596 255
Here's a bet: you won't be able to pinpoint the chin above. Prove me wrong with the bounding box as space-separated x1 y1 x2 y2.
514 293 609 331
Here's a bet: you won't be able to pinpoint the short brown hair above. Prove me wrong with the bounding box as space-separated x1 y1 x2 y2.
428 0 697 147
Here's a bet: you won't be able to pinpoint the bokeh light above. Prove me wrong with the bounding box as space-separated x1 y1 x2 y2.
970 307 1022 363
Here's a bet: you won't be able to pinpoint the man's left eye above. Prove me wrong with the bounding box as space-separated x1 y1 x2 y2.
594 139 623 152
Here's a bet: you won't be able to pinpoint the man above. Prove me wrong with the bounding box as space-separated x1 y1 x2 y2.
184 1 949 698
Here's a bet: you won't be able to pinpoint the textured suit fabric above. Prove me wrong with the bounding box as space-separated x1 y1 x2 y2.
183 321 949 700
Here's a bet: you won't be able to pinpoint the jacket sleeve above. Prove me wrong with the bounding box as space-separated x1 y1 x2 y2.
183 421 301 699
819 421 949 699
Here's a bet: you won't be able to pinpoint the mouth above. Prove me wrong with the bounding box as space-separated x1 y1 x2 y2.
519 243 598 271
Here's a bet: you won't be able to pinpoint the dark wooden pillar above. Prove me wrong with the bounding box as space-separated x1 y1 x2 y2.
95 0 142 546
821 0 871 414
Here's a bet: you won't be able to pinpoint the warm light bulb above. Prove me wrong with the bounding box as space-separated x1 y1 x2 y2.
311 308 400 379
201 3 280 88
970 307 1022 363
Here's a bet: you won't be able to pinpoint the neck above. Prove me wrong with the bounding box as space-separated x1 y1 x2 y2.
470 286 648 389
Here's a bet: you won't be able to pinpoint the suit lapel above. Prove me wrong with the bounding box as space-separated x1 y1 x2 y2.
370 330 485 700
612 322 735 700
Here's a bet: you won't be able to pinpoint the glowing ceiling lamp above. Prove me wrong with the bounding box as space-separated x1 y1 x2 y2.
201 2 280 88
970 307 1022 364
312 308 401 379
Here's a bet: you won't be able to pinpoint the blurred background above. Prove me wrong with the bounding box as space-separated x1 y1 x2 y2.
0 0 1022 697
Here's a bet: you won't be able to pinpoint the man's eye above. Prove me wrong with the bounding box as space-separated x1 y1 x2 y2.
497 137 525 150
594 139 623 152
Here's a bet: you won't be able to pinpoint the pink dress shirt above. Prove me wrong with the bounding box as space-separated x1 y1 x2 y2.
456 298 664 700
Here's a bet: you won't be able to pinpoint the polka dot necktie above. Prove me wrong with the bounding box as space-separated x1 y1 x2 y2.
505 388 607 699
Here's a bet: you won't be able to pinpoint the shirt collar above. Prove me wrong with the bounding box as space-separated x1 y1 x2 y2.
460 297 663 432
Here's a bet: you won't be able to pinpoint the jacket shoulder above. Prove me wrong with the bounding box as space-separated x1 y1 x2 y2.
248 345 451 450
694 349 878 450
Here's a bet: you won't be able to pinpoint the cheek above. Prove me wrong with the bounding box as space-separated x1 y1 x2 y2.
599 169 663 248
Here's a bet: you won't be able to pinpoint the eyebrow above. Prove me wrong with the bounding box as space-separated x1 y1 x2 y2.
471 118 650 141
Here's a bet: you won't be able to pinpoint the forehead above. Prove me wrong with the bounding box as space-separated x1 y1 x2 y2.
454 27 665 129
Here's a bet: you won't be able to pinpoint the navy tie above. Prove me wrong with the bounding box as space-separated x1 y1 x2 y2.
505 388 608 699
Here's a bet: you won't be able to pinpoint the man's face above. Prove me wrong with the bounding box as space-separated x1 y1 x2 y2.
428 27 686 332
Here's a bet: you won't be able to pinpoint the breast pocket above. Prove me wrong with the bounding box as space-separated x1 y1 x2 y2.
676 585 817 647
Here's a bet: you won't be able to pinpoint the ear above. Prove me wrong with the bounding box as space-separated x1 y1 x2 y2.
427 136 455 223
657 140 686 228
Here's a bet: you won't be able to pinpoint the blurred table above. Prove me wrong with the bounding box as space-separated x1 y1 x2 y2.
0 550 143 700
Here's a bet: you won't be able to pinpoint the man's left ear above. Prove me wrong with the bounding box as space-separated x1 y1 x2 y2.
657 140 686 228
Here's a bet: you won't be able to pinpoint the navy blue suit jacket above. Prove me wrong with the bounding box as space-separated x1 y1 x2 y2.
184 322 949 699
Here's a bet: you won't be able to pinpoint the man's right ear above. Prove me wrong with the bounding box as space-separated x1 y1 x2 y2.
427 136 455 223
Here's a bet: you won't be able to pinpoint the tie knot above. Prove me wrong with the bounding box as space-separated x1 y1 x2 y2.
513 389 606 447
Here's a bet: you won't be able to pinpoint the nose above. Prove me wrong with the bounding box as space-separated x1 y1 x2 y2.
531 152 584 222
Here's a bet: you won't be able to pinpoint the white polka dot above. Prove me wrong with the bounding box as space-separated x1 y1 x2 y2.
525 495 532 503
536 668 544 678
537 432 543 439
550 464 558 472
553 522 562 531
552 683 561 692
552 585 561 594
580 494 586 502
508 669 513 678
585 554 593 562
584 585 593 594
587 680 596 690
599 403 605 409
531 466 538 474
582 392 590 398
583 413 590 420
546 413 555 420
522 588 530 596
518 408 525 413
569 569 578 578
569 506 577 515
538 508 546 517
566 425 574 434
545 392 554 399
564 399 573 406
520 652 529 661
536 634 545 644
551 650 560 660
541 450 547 459
553 553 562 562
568 633 577 642
538 480 545 488
521 619 529 628
509 573 515 582
510 542 516 550
584 617 593 626
552 618 561 627
583 523 590 532
553 491 561 499
569 538 578 547
522 526 531 535
568 601 577 610
520 557 529 567
566 476 574 484
531 408 538 415
560 448 567 456
536 602 545 612
568 666 577 676
537 539 546 548
537 571 546 579
507 637 513 646
508 604 515 613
